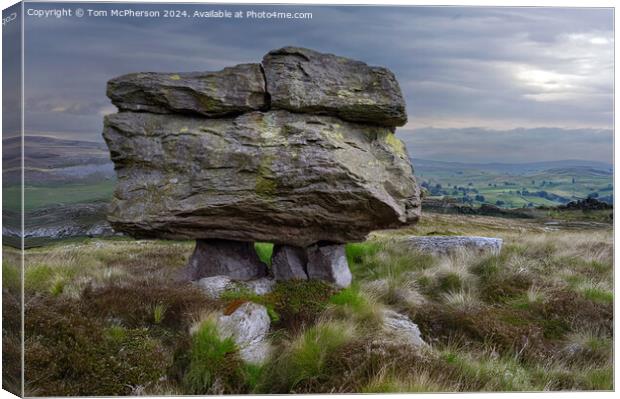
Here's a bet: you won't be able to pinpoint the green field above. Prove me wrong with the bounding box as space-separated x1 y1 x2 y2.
416 163 612 208
2 180 115 212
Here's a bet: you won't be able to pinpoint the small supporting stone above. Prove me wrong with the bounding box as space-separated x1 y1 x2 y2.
271 245 308 281
306 243 352 288
182 239 268 281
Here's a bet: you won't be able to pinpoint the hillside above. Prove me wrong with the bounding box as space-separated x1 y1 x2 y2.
3 211 612 395
414 158 613 208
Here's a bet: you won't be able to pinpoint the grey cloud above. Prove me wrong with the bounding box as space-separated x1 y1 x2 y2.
399 127 613 164
18 4 613 163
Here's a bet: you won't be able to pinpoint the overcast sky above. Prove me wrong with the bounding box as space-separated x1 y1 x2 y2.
14 3 614 163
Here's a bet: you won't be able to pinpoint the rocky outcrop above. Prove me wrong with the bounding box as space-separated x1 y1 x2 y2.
107 64 267 117
263 47 407 127
401 236 503 255
103 47 420 287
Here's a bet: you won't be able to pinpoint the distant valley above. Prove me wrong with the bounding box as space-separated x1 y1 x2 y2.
414 158 613 208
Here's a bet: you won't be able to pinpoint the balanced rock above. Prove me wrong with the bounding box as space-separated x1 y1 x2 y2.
103 110 419 246
103 47 421 286
263 47 407 127
107 63 267 117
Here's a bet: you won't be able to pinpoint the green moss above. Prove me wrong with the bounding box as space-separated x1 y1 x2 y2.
255 155 278 198
169 74 181 80
254 242 274 266
381 132 406 157
345 242 382 265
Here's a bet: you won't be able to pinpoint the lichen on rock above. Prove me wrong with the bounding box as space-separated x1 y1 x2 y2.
103 46 421 287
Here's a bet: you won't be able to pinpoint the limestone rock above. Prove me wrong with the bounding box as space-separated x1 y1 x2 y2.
401 236 503 255
306 243 352 288
103 110 420 247
381 309 426 347
107 63 267 117
217 302 272 364
242 277 277 296
183 239 268 281
197 275 276 299
271 245 308 280
196 275 232 299
263 47 407 127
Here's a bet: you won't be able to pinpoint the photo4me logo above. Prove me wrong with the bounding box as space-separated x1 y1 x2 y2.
2 12 17 26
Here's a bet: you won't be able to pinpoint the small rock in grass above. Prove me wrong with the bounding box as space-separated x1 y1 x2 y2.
196 276 232 299
196 276 276 299
217 302 272 364
243 277 277 295
381 309 426 348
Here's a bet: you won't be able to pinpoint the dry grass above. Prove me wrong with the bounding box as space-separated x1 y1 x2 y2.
9 213 614 395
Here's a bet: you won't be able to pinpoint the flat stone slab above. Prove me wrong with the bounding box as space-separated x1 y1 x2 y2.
263 47 407 127
107 63 267 117
401 236 503 255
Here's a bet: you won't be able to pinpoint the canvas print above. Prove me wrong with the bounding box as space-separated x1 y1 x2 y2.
1 1 614 396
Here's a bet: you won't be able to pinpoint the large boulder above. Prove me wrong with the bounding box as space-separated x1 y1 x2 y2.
103 110 420 247
107 63 267 117
263 47 407 127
